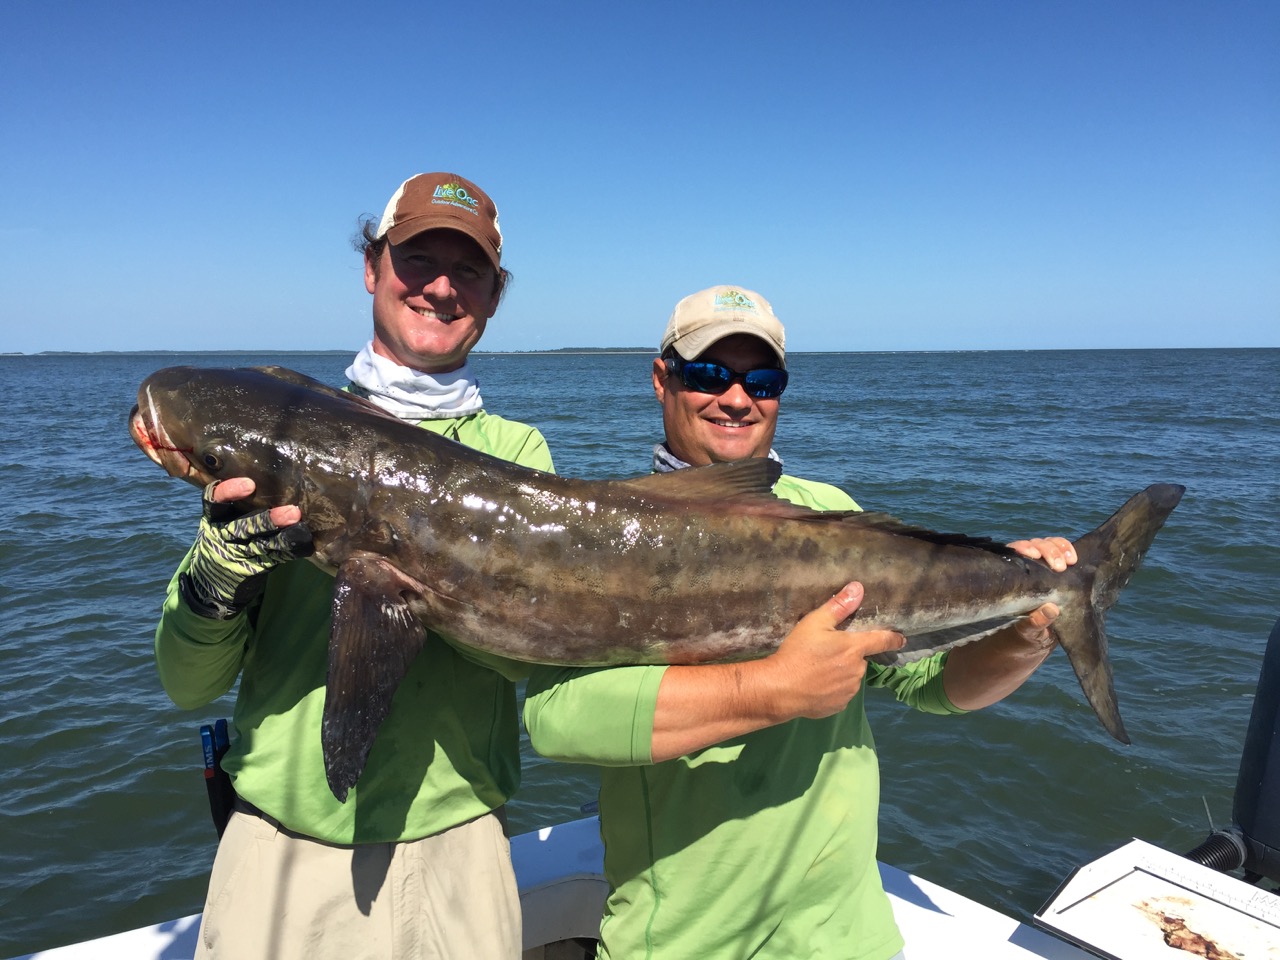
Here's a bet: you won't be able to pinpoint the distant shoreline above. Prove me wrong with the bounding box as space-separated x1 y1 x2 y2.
3 346 1273 357
3 347 658 357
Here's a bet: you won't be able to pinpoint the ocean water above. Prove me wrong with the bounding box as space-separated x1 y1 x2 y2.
1 348 1277 955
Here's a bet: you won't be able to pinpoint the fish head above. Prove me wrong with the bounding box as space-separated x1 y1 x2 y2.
129 365 336 516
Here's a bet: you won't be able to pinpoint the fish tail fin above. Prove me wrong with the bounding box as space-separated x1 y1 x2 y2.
1051 605 1125 743
1056 483 1184 744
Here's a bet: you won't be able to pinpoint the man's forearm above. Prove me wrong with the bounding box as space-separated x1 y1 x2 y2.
650 661 786 763
650 582 905 762
941 615 1056 710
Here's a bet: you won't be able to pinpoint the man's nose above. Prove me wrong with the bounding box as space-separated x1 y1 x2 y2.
717 380 755 409
422 272 454 298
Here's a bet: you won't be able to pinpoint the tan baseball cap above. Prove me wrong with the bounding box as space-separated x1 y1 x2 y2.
660 285 786 366
375 173 503 270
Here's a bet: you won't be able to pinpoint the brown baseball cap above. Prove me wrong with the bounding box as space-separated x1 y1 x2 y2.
375 173 503 270
660 285 786 366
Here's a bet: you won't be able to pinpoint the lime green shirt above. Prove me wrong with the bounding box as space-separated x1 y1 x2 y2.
523 474 963 960
155 409 553 844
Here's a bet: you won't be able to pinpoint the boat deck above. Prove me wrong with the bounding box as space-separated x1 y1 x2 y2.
9 816 1089 960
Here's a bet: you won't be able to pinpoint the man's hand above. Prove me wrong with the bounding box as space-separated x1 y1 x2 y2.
1009 601 1060 648
764 582 905 721
180 479 312 620
1008 536 1076 572
1005 536 1077 648
942 535 1078 709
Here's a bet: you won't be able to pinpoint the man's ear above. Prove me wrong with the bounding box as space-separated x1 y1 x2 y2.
652 357 669 404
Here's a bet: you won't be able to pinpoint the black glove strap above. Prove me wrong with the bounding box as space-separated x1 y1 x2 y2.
179 572 242 621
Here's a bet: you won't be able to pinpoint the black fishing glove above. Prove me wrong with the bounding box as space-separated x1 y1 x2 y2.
178 481 314 620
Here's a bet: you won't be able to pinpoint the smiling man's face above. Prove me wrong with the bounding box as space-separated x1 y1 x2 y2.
653 334 782 466
365 228 501 374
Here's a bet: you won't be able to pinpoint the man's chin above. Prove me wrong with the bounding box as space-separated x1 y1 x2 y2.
704 440 767 464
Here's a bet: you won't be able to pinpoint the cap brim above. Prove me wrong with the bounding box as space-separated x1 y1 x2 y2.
383 216 502 271
672 321 785 366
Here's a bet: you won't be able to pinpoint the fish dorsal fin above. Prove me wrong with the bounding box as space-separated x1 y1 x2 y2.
840 512 1019 554
611 460 831 519
615 459 782 502
250 365 343 393
248 366 401 421
613 463 1025 551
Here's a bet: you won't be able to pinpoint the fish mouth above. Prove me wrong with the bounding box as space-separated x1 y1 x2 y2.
128 395 206 484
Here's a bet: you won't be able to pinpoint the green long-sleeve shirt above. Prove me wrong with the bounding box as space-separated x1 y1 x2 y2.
155 409 553 844
524 474 964 960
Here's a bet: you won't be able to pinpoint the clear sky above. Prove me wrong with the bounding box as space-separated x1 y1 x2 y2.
1 0 1276 354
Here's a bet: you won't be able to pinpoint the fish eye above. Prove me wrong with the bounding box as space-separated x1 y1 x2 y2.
202 453 222 471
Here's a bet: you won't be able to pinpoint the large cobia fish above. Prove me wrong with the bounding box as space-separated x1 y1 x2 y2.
130 366 1184 801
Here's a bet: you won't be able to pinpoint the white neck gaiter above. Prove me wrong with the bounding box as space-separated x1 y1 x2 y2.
345 342 484 421
652 442 784 473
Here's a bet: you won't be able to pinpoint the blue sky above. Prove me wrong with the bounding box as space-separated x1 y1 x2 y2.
1 0 1275 354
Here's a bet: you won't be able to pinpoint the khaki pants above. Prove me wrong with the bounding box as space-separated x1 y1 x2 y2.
195 806 522 960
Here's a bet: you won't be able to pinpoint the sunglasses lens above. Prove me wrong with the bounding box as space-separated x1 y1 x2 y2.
743 369 788 399
682 362 733 393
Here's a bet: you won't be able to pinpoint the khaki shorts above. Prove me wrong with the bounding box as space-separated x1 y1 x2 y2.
195 805 521 960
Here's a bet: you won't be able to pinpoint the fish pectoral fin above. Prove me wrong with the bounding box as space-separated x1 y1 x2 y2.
322 557 429 802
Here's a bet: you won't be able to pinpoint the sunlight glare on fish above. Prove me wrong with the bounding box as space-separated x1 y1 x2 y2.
528 523 567 534
382 468 436 493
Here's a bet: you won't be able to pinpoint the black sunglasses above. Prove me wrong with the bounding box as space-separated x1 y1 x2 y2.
664 356 789 399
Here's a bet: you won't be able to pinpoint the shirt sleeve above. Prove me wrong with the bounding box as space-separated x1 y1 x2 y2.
467 415 555 474
153 547 253 710
524 663 668 766
516 429 554 474
865 654 965 715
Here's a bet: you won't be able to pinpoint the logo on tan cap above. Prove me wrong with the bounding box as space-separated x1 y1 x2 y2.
713 289 758 310
376 173 503 270
660 285 786 366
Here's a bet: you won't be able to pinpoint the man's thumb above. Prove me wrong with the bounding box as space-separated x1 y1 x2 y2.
823 581 864 625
